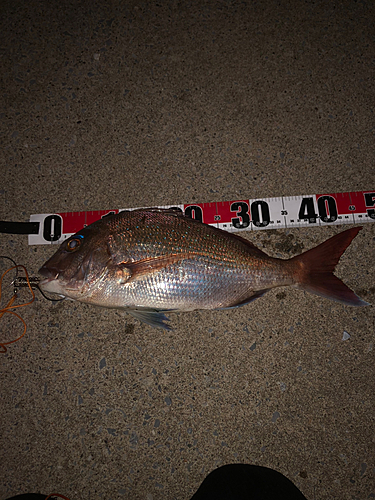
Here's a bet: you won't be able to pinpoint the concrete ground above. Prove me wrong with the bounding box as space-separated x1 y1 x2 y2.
1 1 374 499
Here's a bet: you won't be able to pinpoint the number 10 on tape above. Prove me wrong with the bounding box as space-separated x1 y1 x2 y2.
29 190 375 245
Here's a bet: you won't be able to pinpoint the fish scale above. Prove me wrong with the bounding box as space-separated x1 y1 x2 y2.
102 210 283 309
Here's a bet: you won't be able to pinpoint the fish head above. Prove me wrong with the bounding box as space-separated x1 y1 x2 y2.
39 225 111 299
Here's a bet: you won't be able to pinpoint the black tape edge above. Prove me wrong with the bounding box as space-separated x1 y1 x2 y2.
0 221 40 235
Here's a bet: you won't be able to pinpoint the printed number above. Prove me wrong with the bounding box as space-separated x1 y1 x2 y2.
230 202 250 229
251 200 270 227
185 205 203 223
365 192 375 219
317 195 338 223
298 198 317 223
43 215 62 242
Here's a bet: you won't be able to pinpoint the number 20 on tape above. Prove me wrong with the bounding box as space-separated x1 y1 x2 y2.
29 191 375 245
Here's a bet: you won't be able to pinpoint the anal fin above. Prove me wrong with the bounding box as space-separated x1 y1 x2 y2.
218 289 269 310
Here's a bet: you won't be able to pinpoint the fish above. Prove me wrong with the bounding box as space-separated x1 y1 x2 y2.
39 208 369 329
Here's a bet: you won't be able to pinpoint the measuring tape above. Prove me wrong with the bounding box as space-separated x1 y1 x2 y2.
28 190 375 245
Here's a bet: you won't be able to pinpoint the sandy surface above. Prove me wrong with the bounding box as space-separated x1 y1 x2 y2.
1 1 374 499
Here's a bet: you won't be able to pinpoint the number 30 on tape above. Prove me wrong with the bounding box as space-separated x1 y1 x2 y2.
29 190 375 245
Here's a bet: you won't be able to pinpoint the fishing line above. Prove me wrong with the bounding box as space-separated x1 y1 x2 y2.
37 284 66 302
0 255 18 280
0 262 35 353
13 275 66 303
0 257 65 353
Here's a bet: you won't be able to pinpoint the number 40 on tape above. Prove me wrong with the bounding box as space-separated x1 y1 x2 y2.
29 190 375 245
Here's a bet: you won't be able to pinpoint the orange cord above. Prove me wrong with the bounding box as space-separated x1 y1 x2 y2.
0 265 35 353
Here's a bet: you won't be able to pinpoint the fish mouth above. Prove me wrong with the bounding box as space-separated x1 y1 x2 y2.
38 262 96 295
38 265 60 283
38 265 66 296
38 264 79 289
39 273 81 292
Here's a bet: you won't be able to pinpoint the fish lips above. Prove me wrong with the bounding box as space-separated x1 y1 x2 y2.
38 266 64 296
39 264 59 280
38 264 63 291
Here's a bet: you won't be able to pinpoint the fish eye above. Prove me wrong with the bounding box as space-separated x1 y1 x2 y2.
66 235 83 252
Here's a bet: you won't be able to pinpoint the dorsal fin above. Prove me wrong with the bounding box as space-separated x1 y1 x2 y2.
129 207 184 217
228 231 271 258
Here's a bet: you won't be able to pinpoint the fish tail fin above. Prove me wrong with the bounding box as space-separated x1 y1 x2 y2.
291 227 369 306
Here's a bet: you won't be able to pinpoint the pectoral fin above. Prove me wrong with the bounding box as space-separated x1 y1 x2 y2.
117 253 195 283
127 309 172 330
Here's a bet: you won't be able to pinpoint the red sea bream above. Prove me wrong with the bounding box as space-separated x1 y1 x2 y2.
39 208 368 329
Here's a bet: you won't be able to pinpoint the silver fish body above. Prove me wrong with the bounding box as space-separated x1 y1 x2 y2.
39 208 368 328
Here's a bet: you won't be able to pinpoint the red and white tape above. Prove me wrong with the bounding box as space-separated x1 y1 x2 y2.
29 190 375 245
